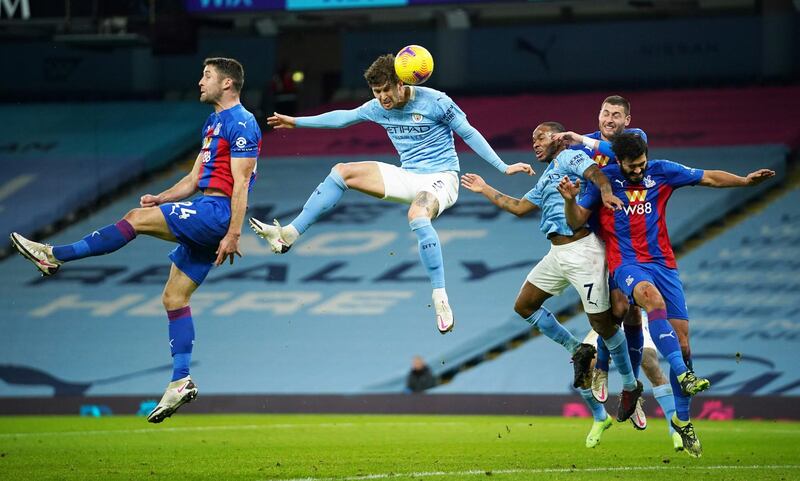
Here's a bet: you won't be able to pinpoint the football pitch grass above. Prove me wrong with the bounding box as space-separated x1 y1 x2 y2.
0 414 798 480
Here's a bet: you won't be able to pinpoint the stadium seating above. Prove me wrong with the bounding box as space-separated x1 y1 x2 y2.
0 143 787 397
264 85 800 157
0 101 209 238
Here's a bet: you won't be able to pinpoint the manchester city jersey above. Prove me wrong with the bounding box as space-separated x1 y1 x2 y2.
524 149 596 238
579 159 703 274
354 86 465 174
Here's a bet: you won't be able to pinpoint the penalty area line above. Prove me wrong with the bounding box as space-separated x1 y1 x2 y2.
266 464 800 481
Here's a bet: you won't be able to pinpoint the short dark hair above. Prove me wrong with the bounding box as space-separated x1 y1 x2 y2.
364 54 400 87
538 121 566 134
204 57 244 92
611 132 648 162
602 95 630 115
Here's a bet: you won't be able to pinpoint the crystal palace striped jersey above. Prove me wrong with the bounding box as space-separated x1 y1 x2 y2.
198 104 261 196
578 159 703 274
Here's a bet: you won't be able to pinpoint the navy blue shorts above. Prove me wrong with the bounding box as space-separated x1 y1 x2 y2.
159 196 231 285
613 263 689 320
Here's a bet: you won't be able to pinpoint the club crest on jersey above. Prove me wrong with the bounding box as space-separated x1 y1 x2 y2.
643 175 655 188
213 123 222 136
411 113 423 123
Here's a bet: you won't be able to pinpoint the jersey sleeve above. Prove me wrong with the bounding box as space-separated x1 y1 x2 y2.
227 117 261 158
440 95 509 173
661 160 704 188
630 128 649 144
433 93 467 130
564 151 595 177
295 103 368 129
577 180 601 210
523 186 541 207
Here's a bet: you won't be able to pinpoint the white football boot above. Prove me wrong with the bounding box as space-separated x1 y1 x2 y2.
433 289 454 334
146 376 198 423
9 233 62 276
629 396 647 430
249 218 292 254
591 368 609 403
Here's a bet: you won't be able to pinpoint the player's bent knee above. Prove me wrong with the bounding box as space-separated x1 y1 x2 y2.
635 283 666 311
333 162 354 181
122 208 147 230
162 291 190 311
588 313 616 338
514 301 535 320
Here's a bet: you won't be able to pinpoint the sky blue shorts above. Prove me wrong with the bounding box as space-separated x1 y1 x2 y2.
159 196 230 285
613 262 689 320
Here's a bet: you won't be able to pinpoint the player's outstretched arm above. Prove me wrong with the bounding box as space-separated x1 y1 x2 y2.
271 108 364 130
583 164 624 211
699 168 776 188
452 121 534 176
552 132 616 159
140 153 203 207
267 112 297 129
557 176 592 229
460 173 537 217
215 156 257 266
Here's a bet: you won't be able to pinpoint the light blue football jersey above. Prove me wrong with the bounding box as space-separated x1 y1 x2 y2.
354 86 465 173
524 149 596 237
295 86 507 174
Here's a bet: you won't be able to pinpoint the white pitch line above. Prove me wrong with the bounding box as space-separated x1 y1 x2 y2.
0 421 478 438
266 464 800 481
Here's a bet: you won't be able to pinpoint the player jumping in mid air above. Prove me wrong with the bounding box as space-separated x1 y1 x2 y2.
249 53 532 334
559 132 775 456
554 96 680 450
9 58 261 423
461 121 644 427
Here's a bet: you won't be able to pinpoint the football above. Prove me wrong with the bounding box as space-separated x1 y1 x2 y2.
394 45 434 85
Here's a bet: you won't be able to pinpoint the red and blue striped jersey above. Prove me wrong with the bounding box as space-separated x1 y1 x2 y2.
198 104 261 197
578 159 703 274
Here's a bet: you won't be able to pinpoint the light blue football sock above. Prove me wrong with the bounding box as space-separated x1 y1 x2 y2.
604 329 637 390
409 217 445 289
653 383 677 435
525 307 581 354
580 388 608 422
289 169 348 235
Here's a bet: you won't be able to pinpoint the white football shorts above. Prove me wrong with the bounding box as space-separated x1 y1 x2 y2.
377 162 459 218
526 232 610 314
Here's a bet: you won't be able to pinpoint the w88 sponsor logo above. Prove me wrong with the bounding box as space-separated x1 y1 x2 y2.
623 202 652 215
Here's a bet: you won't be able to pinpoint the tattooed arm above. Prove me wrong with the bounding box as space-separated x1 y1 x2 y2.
460 173 538 217
582 164 624 211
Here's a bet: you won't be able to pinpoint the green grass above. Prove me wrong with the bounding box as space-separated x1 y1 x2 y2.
0 414 798 480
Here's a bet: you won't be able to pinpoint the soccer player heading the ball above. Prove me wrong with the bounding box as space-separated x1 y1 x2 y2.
251 52 533 334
